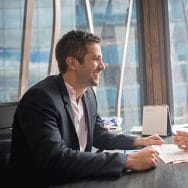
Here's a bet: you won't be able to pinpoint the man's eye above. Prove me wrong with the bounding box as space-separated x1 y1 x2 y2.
93 57 102 61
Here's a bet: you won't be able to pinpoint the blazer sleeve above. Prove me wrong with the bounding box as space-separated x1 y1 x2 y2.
93 114 137 150
18 88 127 179
87 86 138 150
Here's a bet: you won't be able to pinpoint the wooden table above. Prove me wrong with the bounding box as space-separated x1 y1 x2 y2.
51 137 188 188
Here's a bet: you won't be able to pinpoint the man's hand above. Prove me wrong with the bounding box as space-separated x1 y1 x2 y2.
125 146 160 171
173 131 188 150
133 134 165 147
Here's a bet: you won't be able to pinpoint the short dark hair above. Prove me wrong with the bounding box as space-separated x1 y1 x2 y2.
55 30 101 73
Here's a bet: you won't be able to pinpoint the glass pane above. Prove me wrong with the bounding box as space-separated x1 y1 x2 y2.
168 0 188 124
29 0 53 86
3 8 23 29
91 0 141 132
61 0 89 34
0 0 24 9
0 0 24 102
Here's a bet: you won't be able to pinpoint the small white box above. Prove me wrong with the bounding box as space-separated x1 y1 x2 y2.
142 105 172 136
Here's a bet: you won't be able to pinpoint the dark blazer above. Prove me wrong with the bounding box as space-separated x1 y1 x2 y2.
9 74 136 185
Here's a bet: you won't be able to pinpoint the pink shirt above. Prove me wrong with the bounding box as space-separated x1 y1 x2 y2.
65 82 87 151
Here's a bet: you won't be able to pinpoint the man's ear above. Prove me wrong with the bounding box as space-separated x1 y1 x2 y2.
65 57 78 71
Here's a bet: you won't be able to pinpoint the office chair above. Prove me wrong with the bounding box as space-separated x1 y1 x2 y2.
0 102 17 171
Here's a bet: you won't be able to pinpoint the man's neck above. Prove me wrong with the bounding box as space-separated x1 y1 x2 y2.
62 73 86 99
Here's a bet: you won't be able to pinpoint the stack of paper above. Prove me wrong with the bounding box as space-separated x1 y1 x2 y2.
103 149 139 154
103 149 126 154
152 144 188 164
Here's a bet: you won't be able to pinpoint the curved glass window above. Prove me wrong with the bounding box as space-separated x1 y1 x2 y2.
168 0 188 124
29 0 53 86
91 0 141 131
0 0 142 132
61 0 89 35
0 0 24 102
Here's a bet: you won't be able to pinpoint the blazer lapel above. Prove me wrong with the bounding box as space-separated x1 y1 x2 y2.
55 74 93 151
55 74 75 130
82 90 92 151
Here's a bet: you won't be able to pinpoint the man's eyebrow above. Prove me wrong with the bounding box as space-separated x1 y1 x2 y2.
93 54 103 58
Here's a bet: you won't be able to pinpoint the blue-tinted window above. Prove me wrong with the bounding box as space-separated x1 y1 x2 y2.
168 0 188 124
0 0 24 102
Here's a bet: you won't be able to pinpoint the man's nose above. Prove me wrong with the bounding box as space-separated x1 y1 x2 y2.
99 60 105 70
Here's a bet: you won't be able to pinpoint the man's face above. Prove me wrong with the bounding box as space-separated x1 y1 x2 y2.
76 43 105 87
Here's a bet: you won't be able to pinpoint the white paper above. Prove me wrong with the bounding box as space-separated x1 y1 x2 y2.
103 149 140 154
152 144 188 163
103 149 126 154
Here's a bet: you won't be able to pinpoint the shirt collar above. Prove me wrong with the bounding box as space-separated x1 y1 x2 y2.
65 82 87 101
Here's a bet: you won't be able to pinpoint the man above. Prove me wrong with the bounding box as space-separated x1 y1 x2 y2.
173 131 188 150
9 30 164 186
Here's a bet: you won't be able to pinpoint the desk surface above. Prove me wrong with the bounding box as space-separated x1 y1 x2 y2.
51 138 188 188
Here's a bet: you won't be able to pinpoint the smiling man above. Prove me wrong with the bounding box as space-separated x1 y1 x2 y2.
9 30 164 187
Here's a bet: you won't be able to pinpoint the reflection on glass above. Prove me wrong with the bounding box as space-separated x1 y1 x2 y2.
0 0 24 102
61 0 89 35
29 0 53 86
91 0 141 132
168 0 188 124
